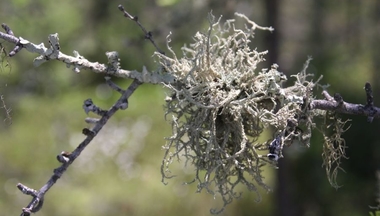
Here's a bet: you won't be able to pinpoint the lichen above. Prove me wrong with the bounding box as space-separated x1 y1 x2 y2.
321 112 350 189
154 12 346 213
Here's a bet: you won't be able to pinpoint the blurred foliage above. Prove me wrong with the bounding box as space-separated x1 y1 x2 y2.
0 0 379 216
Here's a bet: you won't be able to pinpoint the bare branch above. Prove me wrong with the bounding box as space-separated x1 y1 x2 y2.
18 79 142 215
1 23 22 56
118 4 165 55
2 5 379 214
310 86 380 119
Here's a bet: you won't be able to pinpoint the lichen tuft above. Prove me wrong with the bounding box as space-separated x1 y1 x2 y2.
154 12 346 213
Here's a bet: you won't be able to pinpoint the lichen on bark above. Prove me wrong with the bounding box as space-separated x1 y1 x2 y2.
155 12 346 213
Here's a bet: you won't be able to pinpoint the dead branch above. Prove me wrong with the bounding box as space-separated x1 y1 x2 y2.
0 4 379 215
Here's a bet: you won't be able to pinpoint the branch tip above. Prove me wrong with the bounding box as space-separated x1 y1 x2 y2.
1 23 14 35
117 5 164 54
322 90 334 101
9 45 22 57
57 151 71 163
118 99 129 110
365 82 374 107
82 128 96 136
17 183 38 196
82 99 107 116
84 117 99 124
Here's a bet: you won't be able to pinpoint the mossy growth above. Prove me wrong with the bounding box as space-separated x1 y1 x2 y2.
154 12 349 213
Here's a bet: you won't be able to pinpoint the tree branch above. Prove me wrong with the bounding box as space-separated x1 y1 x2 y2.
18 78 142 216
118 5 165 55
310 87 380 119
0 24 174 84
1 6 378 214
12 5 167 214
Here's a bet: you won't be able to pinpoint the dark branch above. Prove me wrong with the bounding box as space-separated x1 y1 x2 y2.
17 183 43 215
1 23 23 56
1 23 14 35
82 98 107 116
118 4 165 55
18 79 142 215
105 76 125 94
365 82 374 107
310 86 380 119
364 82 375 122
14 5 166 213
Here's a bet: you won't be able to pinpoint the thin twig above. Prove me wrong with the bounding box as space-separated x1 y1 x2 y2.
0 95 12 124
364 82 375 122
365 82 374 107
118 4 165 55
19 79 142 215
1 23 22 56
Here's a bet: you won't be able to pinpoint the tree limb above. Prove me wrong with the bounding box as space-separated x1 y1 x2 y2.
18 78 142 216
0 24 175 84
1 6 379 215
310 86 379 120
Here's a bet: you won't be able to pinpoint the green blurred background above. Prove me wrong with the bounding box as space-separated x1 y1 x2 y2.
0 0 379 215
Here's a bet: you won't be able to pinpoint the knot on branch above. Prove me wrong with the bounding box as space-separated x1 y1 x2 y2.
17 183 44 215
334 93 344 107
56 151 72 164
82 99 107 116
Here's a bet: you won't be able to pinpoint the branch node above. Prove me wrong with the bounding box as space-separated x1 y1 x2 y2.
145 31 153 40
17 183 38 196
82 128 96 136
334 93 344 107
56 151 71 163
82 99 107 116
21 208 31 216
118 99 129 110
17 183 44 214
84 117 99 124
1 23 24 57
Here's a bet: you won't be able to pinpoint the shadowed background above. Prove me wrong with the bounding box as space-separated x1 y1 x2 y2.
0 0 379 215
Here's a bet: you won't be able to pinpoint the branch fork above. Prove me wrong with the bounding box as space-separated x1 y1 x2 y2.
310 82 380 119
1 4 379 215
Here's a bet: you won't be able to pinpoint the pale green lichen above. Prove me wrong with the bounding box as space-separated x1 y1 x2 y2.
155 12 346 213
321 112 350 189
